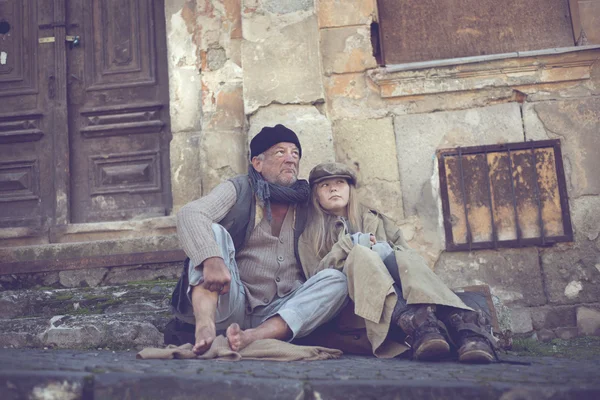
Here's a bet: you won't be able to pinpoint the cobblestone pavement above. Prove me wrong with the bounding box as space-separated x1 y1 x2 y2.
1 348 599 399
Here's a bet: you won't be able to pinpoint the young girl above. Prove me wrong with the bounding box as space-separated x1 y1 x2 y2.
298 162 497 363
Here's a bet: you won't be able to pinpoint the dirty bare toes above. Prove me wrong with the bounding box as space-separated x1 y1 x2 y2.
226 323 249 352
193 325 216 355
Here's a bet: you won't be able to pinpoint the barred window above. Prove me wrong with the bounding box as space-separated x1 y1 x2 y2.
437 140 573 251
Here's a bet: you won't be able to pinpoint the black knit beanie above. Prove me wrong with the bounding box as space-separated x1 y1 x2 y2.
250 124 302 159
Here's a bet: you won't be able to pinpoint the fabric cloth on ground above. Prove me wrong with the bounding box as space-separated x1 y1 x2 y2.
137 336 342 362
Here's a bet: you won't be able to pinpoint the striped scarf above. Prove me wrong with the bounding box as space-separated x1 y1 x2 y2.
248 165 310 221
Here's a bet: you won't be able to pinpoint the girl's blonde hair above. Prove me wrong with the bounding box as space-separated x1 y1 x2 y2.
305 180 364 259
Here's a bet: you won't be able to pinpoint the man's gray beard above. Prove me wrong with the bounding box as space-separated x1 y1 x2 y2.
275 175 297 187
268 172 297 187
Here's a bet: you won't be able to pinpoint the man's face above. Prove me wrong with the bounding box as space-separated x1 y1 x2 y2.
251 142 300 186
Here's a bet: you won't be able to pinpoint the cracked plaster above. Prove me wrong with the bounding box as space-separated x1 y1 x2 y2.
523 98 600 198
242 14 324 114
332 117 404 223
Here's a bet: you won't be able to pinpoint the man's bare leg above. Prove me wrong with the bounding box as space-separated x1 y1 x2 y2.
191 285 219 354
226 316 292 352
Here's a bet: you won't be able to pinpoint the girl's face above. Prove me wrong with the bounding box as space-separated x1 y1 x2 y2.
315 177 350 217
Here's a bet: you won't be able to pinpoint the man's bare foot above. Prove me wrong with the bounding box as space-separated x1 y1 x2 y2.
226 323 254 352
193 323 216 354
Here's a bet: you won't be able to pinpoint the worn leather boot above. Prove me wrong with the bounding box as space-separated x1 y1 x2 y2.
443 309 496 364
396 304 450 361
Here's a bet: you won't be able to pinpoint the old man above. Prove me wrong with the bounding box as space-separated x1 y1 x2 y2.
170 124 348 354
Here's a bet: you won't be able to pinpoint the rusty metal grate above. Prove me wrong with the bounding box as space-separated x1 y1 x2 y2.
437 140 573 251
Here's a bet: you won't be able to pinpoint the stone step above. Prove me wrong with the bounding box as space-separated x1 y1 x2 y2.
0 281 176 319
0 311 171 350
2 350 600 400
0 261 182 291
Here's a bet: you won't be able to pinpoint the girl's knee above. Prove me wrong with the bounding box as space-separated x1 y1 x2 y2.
316 269 348 295
317 268 345 281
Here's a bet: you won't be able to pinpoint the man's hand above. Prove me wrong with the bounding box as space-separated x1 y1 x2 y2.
201 257 231 295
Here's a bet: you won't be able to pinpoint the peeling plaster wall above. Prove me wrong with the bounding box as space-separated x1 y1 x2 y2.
164 0 600 338
165 0 246 212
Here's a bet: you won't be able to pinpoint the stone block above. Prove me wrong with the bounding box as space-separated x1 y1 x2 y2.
170 131 203 212
554 326 579 340
0 332 37 348
43 317 105 349
434 248 546 307
207 47 227 70
510 308 534 334
165 4 199 67
530 305 577 330
523 97 600 197
332 118 404 223
42 316 164 350
58 268 108 288
229 38 242 66
102 264 181 286
540 243 600 305
168 66 203 133
577 306 600 336
0 371 90 400
537 328 556 342
0 272 60 291
0 296 25 319
242 15 324 114
200 129 247 193
395 103 524 218
571 196 600 244
204 84 245 131
310 381 504 400
248 105 335 179
320 26 377 75
323 73 389 120
578 1 600 44
317 0 376 28
262 0 313 14
201 60 243 116
93 374 306 400
492 294 513 335
222 0 242 39
0 284 172 319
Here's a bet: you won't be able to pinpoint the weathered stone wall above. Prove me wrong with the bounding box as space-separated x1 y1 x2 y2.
164 0 600 339
166 0 246 212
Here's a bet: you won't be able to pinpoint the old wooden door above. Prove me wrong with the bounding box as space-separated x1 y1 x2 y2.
66 0 172 223
0 0 171 239
0 0 55 234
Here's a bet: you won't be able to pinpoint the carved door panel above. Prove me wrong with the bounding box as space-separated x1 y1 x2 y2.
66 0 172 223
0 0 54 233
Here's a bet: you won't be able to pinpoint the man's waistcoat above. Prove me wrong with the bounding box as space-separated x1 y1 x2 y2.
220 174 308 267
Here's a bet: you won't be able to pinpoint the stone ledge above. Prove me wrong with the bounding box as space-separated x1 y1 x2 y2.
0 312 170 349
0 371 91 400
367 46 600 98
50 216 177 242
0 215 177 247
2 351 600 400
0 282 174 318
0 234 184 275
